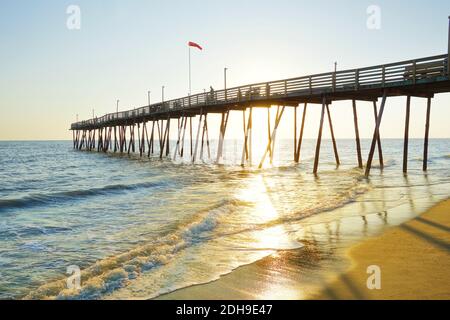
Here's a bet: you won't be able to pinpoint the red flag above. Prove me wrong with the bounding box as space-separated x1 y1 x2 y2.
188 41 203 50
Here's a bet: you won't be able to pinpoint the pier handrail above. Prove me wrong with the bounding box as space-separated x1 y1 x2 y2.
71 54 448 130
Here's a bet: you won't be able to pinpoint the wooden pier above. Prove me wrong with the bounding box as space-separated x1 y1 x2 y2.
71 52 450 176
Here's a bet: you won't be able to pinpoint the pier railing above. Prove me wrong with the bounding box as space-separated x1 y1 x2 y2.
71 54 448 129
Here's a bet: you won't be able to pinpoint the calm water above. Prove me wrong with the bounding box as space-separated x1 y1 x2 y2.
0 138 449 299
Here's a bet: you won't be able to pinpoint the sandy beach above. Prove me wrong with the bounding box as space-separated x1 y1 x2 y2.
157 199 450 300
314 199 450 299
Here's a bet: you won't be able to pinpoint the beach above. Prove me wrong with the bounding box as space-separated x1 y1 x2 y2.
314 198 450 299
157 199 450 300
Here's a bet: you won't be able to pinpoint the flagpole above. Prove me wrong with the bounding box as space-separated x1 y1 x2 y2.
189 46 191 96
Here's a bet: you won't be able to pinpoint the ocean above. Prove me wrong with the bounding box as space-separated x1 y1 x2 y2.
0 138 449 299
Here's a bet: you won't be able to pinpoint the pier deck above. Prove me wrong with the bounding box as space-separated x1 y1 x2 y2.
70 53 450 176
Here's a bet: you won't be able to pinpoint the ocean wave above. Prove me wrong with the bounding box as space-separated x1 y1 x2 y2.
22 172 371 300
0 181 163 211
22 199 246 300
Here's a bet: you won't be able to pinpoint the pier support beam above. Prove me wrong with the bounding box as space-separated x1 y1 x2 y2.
159 117 170 159
150 120 155 155
192 109 204 163
295 103 307 163
326 104 340 166
267 108 272 160
137 123 141 156
119 126 124 153
373 101 384 168
205 116 211 160
146 121 154 157
352 99 363 168
87 130 91 151
216 110 230 164
165 118 171 157
78 131 83 150
180 116 188 158
242 110 248 162
114 126 118 152
200 114 211 161
270 106 283 165
97 128 102 152
106 127 112 152
294 106 297 161
190 117 193 157
93 130 97 150
259 106 285 168
241 108 253 166
365 92 387 177
173 116 185 160
140 122 146 157
128 124 135 155
76 130 79 149
403 96 411 174
423 97 432 171
313 98 326 175
122 126 127 153
156 120 162 155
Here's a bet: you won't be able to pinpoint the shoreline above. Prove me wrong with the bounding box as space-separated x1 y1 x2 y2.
156 198 450 300
313 198 450 299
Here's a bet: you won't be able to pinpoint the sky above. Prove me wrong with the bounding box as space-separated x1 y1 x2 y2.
0 0 449 140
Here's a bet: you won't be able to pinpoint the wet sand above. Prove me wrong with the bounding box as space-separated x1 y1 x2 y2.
156 199 450 300
313 199 450 299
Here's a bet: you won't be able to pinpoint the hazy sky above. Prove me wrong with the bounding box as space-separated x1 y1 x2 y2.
0 0 449 140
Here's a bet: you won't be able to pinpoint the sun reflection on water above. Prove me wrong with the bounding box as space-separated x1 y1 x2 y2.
234 174 301 251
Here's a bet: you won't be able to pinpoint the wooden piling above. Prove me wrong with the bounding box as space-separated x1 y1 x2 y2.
193 110 203 163
173 116 185 160
373 101 384 168
150 121 155 155
106 127 112 152
88 131 92 150
180 116 188 158
160 119 170 159
365 93 387 177
241 108 253 166
294 106 297 161
165 117 171 157
248 108 253 165
199 115 211 160
313 98 326 175
295 103 307 163
141 122 146 155
205 115 211 159
259 106 285 168
128 125 134 155
216 110 230 163
200 115 206 160
267 107 272 160
97 129 101 152
270 106 283 165
403 96 411 173
190 117 193 157
326 104 340 166
114 126 117 152
242 109 249 161
156 120 162 153
352 99 363 168
132 124 136 153
423 97 432 171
